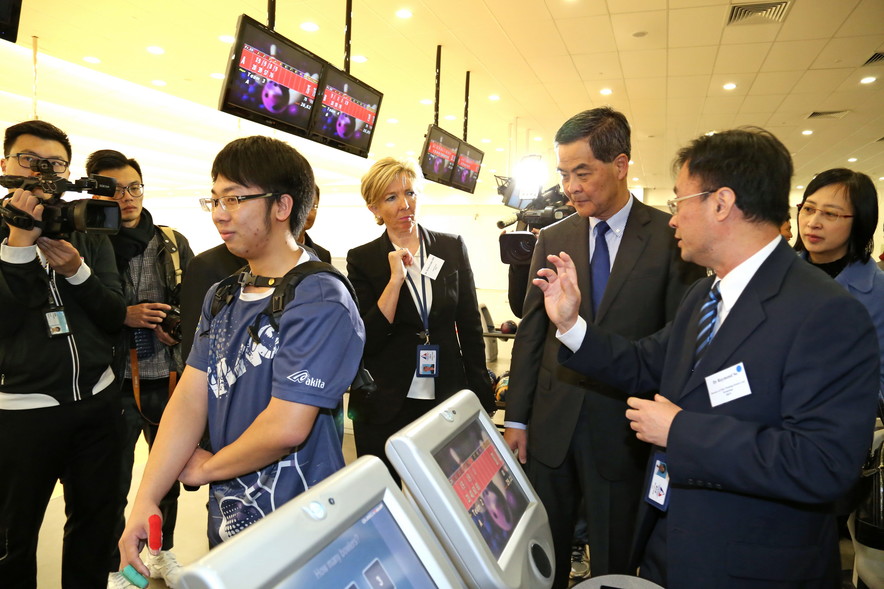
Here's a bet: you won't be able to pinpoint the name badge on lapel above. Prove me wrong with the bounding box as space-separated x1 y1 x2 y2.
421 255 444 280
705 362 752 407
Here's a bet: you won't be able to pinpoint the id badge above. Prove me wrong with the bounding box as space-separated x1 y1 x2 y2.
45 306 71 338
644 451 670 511
416 344 439 378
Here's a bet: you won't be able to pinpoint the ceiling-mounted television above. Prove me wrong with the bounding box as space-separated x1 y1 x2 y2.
419 124 460 187
308 66 382 158
218 14 324 138
450 142 484 194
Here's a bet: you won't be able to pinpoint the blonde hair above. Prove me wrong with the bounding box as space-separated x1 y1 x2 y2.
361 157 425 225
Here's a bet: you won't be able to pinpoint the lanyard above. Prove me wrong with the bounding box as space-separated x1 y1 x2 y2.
404 231 430 343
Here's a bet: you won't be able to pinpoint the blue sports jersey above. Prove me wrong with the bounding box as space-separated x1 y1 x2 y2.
189 252 365 546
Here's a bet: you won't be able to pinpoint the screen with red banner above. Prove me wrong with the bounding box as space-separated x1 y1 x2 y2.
419 125 460 186
219 14 324 137
433 419 529 559
309 66 382 157
450 142 484 194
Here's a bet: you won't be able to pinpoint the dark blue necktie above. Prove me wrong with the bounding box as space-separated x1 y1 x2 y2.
591 221 611 316
694 281 721 365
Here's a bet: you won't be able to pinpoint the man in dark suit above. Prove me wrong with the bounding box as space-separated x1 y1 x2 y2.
536 127 879 587
504 107 704 586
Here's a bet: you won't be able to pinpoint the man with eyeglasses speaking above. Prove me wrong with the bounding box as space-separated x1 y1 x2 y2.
85 149 195 589
0 120 127 588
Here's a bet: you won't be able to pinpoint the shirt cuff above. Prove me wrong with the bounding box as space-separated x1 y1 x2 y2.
503 421 526 430
65 261 91 285
0 238 38 264
556 316 587 353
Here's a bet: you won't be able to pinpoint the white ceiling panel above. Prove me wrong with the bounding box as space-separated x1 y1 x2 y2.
556 16 618 54
837 0 884 37
668 6 728 48
668 47 717 76
761 39 829 72
611 11 668 51
620 49 668 78
714 43 772 74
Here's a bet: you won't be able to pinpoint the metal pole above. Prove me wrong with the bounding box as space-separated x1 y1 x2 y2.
463 71 470 142
434 45 441 127
344 0 352 73
267 0 276 29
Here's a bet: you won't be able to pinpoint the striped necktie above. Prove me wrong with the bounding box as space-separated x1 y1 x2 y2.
694 281 721 365
591 221 611 316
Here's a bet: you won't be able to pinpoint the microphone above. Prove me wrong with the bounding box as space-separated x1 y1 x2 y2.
496 213 520 229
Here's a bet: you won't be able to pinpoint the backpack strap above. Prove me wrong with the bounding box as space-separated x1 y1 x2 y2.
158 226 183 288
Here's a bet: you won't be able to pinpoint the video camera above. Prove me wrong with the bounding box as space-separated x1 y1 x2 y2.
0 158 121 239
497 183 575 265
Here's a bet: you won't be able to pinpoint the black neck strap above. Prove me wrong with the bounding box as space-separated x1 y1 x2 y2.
238 271 285 288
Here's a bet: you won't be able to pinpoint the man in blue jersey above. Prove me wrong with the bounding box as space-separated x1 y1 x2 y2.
118 136 365 576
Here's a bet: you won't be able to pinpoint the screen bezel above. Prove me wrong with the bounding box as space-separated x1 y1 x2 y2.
307 65 383 158
385 390 553 588
218 14 326 139
448 141 484 194
419 124 461 187
177 456 464 589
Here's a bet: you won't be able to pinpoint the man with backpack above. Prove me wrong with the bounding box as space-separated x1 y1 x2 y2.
86 149 195 589
117 136 365 577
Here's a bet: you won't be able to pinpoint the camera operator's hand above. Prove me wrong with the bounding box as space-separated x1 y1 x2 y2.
5 188 44 247
36 237 82 277
125 302 171 330
154 324 178 347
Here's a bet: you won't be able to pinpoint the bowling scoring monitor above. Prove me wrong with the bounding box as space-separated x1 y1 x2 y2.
177 456 464 589
386 389 554 589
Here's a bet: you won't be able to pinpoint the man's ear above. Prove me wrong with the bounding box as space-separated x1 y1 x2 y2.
275 193 294 221
0 157 6 175
714 187 737 220
613 153 629 180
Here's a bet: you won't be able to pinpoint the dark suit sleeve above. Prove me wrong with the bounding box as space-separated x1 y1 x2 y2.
452 236 495 411
505 229 553 424
668 295 879 504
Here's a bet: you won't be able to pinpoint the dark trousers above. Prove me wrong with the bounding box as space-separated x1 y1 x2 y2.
111 377 180 567
525 399 643 588
0 390 121 589
353 397 437 486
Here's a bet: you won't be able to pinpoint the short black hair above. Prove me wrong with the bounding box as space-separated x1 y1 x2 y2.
554 107 631 162
85 149 143 180
4 120 72 162
212 136 315 236
794 168 878 264
674 127 792 226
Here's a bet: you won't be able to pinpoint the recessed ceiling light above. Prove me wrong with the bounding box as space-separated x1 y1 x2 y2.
444 114 456 120
83 56 101 64
352 55 368 63
848 157 857 162
146 46 165 55
496 147 505 152
481 138 491 143
860 76 876 84
600 88 613 96
489 94 500 101
705 131 716 136
419 98 433 105
406 150 415 156
386 118 399 124
796 185 804 190
632 31 648 38
533 136 542 142
151 80 167 87
802 130 813 136
300 22 320 32
628 160 635 165
723 82 737 91
632 177 639 182
219 35 235 44
396 9 413 18
385 142 395 148
210 73 225 80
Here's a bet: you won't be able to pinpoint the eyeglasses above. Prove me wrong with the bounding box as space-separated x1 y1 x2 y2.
667 190 716 215
199 192 279 212
797 203 854 223
110 182 145 199
5 152 69 174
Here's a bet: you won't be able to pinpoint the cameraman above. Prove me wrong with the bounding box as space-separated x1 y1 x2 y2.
85 149 194 589
0 120 126 587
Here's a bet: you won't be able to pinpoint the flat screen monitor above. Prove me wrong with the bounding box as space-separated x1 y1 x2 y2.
218 14 325 138
309 66 382 158
386 390 554 589
419 124 460 187
449 142 484 194
178 456 464 589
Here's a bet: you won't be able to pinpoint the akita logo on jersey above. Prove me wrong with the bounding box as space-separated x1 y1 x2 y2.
287 370 326 389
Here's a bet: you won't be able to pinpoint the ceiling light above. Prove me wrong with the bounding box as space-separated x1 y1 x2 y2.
406 150 415 156
629 160 635 165
489 94 500 101
396 9 413 18
386 118 399 124
352 55 368 63
632 177 639 182
860 76 876 84
151 80 167 87
533 136 542 142
481 138 491 143
796 185 804 190
496 147 505 152
632 31 648 38
444 114 456 120
146 46 165 55
600 88 612 96
210 73 225 80
802 130 813 135
219 35 235 44
419 98 432 105
386 142 395 148
723 82 737 90
83 56 100 64
300 22 320 32
848 157 857 162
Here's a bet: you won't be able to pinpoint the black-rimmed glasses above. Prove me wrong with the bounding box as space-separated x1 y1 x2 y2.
110 182 145 199
5 152 69 174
